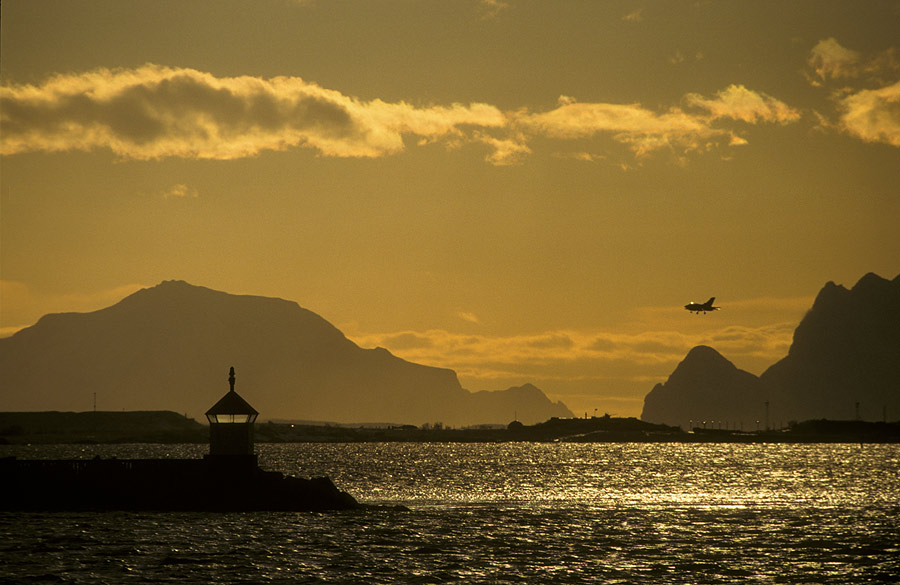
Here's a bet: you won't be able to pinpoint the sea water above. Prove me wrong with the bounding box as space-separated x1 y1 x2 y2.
1 442 898 584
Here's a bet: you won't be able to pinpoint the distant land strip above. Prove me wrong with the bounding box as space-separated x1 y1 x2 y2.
1 412 898 445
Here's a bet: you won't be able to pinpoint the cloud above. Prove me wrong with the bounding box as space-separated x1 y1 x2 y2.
516 88 800 158
706 323 796 360
805 39 900 147
515 98 720 158
808 37 862 82
162 183 198 199
622 8 644 22
668 51 704 66
348 321 795 387
865 47 900 83
526 333 575 350
808 37 900 84
0 64 506 161
377 332 435 350
836 80 900 146
475 131 532 165
1 65 801 164
479 0 509 19
552 151 606 162
457 311 481 324
684 84 801 124
518 98 707 139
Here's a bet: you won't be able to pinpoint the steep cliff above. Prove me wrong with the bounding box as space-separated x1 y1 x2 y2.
759 272 900 422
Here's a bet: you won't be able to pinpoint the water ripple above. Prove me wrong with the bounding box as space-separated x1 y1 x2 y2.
2 443 898 583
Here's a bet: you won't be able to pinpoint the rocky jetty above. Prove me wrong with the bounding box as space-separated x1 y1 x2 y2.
0 366 360 512
0 455 358 512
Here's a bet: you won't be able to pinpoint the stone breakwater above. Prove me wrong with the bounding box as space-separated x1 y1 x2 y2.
0 455 358 511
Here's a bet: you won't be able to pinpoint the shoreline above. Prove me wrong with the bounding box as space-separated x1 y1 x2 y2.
3 411 898 445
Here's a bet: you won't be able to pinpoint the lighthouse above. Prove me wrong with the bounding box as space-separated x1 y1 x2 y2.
205 367 259 458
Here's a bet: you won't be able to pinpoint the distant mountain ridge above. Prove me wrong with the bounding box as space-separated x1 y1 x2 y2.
641 273 900 427
0 281 572 426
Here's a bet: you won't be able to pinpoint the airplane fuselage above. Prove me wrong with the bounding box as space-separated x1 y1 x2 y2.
684 297 719 314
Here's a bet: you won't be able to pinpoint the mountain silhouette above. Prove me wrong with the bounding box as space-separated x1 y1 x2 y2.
0 281 572 426
760 272 900 423
640 346 764 429
641 273 900 427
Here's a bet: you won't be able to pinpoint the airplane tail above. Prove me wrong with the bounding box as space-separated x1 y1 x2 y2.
705 297 715 306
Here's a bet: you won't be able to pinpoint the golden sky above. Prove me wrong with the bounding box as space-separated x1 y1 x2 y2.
2 1 898 417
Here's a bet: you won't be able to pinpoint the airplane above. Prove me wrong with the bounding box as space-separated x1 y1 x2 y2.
684 297 720 314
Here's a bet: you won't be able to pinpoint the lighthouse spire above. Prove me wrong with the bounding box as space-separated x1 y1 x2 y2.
229 366 236 393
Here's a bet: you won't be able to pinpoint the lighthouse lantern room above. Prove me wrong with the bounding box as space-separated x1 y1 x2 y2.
205 367 259 457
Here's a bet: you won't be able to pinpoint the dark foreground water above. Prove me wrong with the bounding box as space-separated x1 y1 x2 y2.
2 443 898 584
